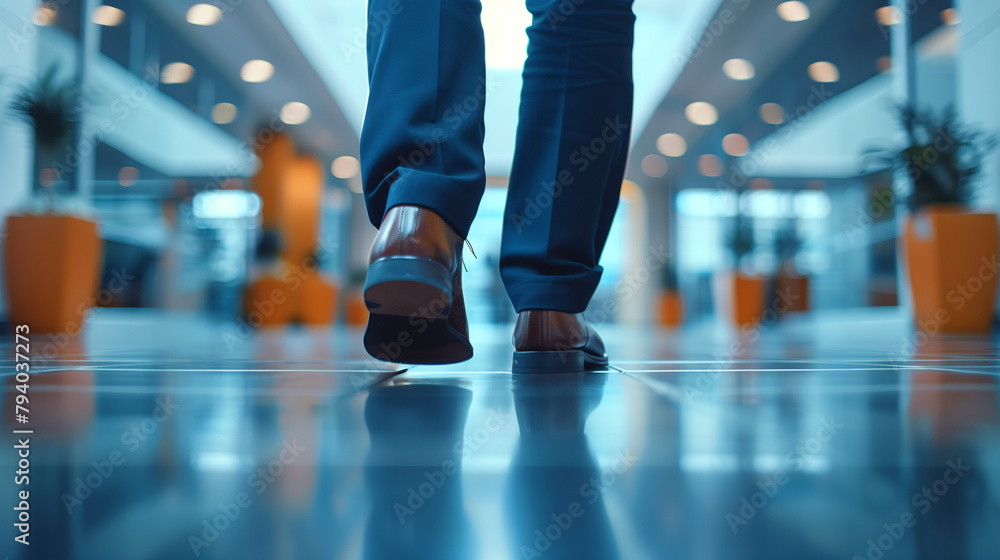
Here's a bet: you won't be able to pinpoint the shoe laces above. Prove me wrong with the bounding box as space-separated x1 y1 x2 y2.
462 239 477 272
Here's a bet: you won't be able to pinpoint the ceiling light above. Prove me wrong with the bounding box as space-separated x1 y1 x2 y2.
722 58 755 80
212 103 238 124
187 4 222 26
808 61 840 82
723 133 750 157
876 56 892 73
119 167 139 187
241 60 274 83
941 9 961 25
698 155 722 177
280 102 311 125
685 102 718 126
32 3 57 26
91 5 125 26
656 133 687 157
776 1 810 22
641 155 668 178
875 6 902 26
759 103 785 125
161 62 195 84
332 156 361 179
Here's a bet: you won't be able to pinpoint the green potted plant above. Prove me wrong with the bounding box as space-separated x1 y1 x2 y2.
3 66 103 334
773 221 809 314
657 261 683 327
9 66 80 207
244 229 295 327
716 210 766 327
867 105 998 332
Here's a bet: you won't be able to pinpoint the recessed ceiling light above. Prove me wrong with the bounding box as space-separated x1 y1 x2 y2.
211 102 238 124
685 102 718 126
776 1 810 22
875 6 902 26
723 133 750 157
656 133 687 157
941 8 961 25
332 156 361 179
808 61 840 82
722 58 755 80
240 60 274 83
92 5 125 26
698 155 722 177
759 103 785 125
187 4 222 26
32 3 57 26
641 155 668 178
280 102 311 125
119 167 139 187
161 62 195 84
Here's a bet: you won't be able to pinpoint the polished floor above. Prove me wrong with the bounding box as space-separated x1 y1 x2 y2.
2 307 999 560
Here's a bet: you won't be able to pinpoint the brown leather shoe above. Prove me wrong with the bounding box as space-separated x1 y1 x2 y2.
511 310 609 374
363 205 473 364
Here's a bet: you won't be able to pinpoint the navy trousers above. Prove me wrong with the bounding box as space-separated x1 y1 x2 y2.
361 0 634 313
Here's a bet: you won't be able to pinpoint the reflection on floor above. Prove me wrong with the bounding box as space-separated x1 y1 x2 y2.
1 308 998 560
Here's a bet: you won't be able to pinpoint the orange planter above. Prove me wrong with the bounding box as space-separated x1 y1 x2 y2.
299 274 338 326
715 271 767 328
904 206 998 333
244 276 296 327
775 272 810 314
345 290 369 327
3 215 103 334
657 289 683 327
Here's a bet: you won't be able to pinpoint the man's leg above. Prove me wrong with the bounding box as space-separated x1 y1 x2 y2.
360 0 488 364
500 0 635 312
361 0 488 239
502 0 634 373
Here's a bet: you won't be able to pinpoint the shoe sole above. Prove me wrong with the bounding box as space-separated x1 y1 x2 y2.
511 350 609 374
363 257 473 365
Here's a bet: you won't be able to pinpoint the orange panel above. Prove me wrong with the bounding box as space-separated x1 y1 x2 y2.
251 132 296 229
281 155 324 264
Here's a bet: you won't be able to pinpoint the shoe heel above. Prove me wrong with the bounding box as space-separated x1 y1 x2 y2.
512 350 585 374
363 256 473 365
363 257 453 318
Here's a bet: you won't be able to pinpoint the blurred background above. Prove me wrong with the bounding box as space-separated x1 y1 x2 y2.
0 0 997 335
2 3 1000 560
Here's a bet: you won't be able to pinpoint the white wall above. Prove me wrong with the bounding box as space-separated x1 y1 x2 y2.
0 0 41 318
957 0 1000 316
957 0 1000 213
745 74 902 178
